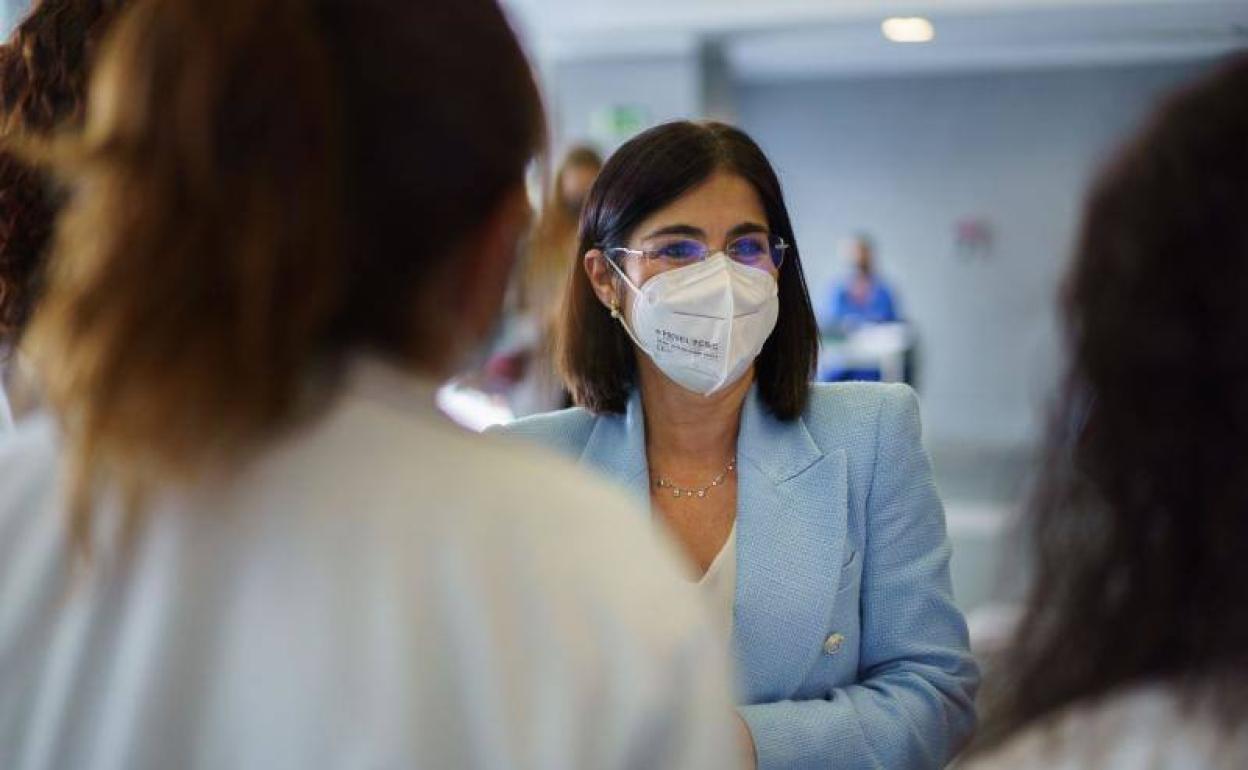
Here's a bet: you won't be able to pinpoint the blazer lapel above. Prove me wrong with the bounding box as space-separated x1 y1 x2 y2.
575 385 851 702
577 390 651 505
733 388 850 702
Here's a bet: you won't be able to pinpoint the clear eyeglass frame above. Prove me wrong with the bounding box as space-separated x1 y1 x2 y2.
604 233 789 271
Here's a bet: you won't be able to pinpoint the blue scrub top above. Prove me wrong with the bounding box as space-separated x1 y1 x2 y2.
826 277 899 330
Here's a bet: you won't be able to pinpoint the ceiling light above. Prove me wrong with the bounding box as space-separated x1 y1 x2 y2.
882 17 935 43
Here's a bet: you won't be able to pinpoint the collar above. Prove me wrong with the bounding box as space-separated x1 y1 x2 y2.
736 385 823 484
579 383 823 487
342 353 442 419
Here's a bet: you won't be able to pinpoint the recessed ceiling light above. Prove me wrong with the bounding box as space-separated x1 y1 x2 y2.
882 17 935 43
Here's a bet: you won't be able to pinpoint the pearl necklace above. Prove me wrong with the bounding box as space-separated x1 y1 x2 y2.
654 459 737 499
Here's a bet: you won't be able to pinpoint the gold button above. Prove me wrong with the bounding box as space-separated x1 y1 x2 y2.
824 633 845 655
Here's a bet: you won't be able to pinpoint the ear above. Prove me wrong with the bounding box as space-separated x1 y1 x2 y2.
583 249 620 310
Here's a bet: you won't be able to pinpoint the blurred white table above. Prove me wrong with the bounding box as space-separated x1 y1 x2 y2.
819 322 914 383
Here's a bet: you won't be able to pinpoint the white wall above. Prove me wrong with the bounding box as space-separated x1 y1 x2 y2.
549 53 701 155
1 0 26 36
737 59 1217 448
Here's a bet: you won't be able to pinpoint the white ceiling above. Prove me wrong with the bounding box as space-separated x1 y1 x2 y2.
504 0 1248 77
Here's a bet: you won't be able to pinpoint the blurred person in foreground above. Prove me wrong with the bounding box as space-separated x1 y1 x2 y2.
500 121 978 770
0 1 737 768
483 146 602 416
964 55 1248 769
0 0 128 432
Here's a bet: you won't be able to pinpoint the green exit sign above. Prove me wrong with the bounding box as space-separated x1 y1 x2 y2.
590 105 651 145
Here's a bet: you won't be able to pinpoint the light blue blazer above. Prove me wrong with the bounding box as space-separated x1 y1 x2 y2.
496 382 979 769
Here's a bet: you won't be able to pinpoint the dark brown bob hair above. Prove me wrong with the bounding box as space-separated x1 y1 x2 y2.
558 121 819 419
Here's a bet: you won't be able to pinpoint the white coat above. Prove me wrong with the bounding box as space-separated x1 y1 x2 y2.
0 357 738 770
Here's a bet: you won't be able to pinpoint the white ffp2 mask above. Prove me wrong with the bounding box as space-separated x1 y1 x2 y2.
608 253 780 396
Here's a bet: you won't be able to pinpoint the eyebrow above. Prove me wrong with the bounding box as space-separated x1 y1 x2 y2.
640 221 770 242
641 224 705 241
727 222 769 239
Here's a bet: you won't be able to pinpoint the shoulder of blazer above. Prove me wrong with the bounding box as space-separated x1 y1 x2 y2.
801 381 919 453
489 406 600 459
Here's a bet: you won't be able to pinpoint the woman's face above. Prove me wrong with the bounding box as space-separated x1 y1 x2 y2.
584 169 781 341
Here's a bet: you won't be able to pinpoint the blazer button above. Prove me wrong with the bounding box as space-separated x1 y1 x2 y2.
823 633 845 655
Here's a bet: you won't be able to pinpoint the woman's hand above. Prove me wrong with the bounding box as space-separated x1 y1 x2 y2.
735 712 757 770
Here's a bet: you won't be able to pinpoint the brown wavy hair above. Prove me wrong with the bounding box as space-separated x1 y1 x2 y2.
26 0 542 544
974 54 1248 751
0 0 127 341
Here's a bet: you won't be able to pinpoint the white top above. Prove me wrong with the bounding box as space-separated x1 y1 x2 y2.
696 524 736 640
0 352 17 434
0 358 739 770
0 348 37 434
962 681 1248 770
0 376 12 434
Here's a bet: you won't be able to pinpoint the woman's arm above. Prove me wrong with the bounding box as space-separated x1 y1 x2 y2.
738 385 980 770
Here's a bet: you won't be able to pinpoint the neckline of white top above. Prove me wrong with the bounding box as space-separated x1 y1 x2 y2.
697 523 736 585
343 353 442 415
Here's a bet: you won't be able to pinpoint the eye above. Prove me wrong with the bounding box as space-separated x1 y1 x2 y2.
653 239 706 263
727 235 770 265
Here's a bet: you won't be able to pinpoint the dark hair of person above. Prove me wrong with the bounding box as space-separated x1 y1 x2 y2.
0 0 128 342
558 121 818 419
27 0 543 546
974 54 1248 751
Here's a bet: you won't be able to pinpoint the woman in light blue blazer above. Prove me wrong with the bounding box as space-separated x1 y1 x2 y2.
497 121 978 769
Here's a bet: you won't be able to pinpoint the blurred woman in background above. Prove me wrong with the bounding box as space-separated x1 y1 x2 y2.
966 55 1248 769
0 0 127 431
0 0 737 767
522 145 603 322
485 145 602 416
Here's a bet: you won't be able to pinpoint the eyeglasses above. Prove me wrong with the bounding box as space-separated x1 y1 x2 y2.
605 233 789 270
